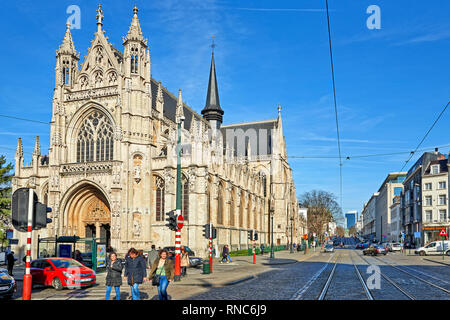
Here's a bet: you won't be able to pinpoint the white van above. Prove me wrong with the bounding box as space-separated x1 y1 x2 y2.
415 240 450 256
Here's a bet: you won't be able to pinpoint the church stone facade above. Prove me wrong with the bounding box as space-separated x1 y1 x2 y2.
12 6 299 258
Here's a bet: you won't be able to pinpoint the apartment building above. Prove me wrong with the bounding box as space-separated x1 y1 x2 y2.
421 158 450 244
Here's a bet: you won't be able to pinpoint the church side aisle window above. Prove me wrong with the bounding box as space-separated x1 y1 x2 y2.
76 110 114 163
155 175 165 221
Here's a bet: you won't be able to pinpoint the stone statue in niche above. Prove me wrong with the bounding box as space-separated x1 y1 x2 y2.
133 154 143 184
133 213 141 238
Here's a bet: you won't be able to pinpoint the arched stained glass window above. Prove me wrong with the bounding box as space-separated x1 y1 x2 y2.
76 110 114 163
154 175 165 221
230 188 235 227
181 174 189 221
217 183 224 225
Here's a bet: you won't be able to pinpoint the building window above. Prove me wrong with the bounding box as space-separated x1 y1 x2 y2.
438 181 446 189
154 175 165 221
425 210 432 222
217 183 224 225
76 110 114 163
439 195 446 205
439 210 447 221
230 189 235 227
424 183 432 190
425 196 432 206
247 196 252 229
181 174 189 221
431 165 440 175
239 193 244 227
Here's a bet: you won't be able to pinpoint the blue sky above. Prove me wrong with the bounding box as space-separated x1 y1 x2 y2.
0 0 449 216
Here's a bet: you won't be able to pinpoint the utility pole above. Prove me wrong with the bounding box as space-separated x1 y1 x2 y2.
174 110 184 282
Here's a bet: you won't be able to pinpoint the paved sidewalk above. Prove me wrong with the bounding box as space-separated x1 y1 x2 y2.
169 249 321 288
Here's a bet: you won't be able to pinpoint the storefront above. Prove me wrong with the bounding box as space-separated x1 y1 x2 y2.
423 226 450 244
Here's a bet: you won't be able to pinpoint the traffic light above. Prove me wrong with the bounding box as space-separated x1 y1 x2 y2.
165 210 177 231
202 224 211 239
12 188 52 232
33 203 52 230
248 230 253 241
254 232 258 241
212 227 217 239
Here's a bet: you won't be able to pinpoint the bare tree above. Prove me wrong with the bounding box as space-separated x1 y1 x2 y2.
336 226 345 237
348 226 357 236
298 190 343 238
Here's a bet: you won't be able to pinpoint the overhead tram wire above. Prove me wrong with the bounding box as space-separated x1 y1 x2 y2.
325 0 343 211
400 101 450 171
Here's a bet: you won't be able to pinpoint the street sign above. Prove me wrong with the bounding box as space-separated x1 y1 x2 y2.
414 232 421 239
177 214 184 229
8 239 19 245
439 228 447 236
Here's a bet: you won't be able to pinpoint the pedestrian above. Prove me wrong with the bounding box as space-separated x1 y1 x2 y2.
226 245 232 263
221 245 229 263
74 250 83 263
6 251 15 276
150 249 174 300
260 244 265 255
147 245 159 268
180 247 190 276
105 252 123 300
124 248 147 300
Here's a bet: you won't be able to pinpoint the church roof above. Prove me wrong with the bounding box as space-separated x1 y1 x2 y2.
150 78 208 130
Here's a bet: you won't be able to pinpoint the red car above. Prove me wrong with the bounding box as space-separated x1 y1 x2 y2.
30 258 96 290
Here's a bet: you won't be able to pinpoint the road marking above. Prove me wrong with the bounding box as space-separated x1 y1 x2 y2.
290 253 335 300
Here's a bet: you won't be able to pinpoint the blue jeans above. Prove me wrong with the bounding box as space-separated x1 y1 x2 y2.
130 283 140 300
227 255 232 262
158 276 169 300
105 286 121 300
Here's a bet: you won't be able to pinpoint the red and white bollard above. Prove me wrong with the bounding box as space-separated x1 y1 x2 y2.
174 228 181 280
209 237 213 273
23 189 34 300
253 241 256 264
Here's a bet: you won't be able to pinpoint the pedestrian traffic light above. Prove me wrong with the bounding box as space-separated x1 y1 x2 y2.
212 227 217 239
203 224 211 239
12 188 52 232
165 210 177 231
254 232 258 241
248 230 253 241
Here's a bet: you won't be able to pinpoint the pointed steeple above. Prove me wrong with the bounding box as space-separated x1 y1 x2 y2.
15 137 23 158
57 23 78 56
124 4 144 42
33 136 41 156
176 89 185 123
96 4 104 33
201 48 224 125
157 81 163 102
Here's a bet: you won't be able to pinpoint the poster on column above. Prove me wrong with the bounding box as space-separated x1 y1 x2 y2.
97 244 106 268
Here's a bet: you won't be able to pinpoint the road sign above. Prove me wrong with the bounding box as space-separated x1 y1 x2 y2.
8 239 19 245
414 232 421 239
177 214 184 229
439 228 447 236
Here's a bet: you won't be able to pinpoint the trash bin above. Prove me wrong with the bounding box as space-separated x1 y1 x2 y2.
202 260 211 274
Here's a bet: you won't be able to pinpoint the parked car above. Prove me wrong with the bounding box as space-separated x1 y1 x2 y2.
380 243 390 253
363 245 387 256
163 246 203 267
0 268 16 299
389 243 402 252
356 242 370 249
415 240 450 256
324 244 334 253
30 258 96 290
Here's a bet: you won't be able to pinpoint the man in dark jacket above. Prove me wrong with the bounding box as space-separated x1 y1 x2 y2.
105 252 123 300
6 251 15 276
124 248 147 300
147 245 159 268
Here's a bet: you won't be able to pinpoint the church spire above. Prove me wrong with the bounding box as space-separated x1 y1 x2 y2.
33 136 41 156
57 22 77 56
15 137 23 159
124 4 144 42
96 4 104 33
201 39 224 127
176 89 185 123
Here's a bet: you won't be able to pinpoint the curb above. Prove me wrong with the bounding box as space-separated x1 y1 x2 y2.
423 258 450 266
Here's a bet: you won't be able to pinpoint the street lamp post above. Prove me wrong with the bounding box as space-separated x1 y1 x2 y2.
290 216 294 253
270 205 275 259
